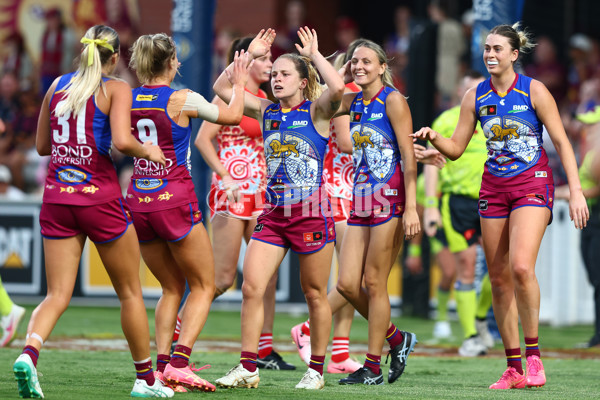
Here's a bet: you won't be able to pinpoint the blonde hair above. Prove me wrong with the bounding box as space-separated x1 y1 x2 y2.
489 22 536 58
333 38 369 70
277 53 323 101
56 25 119 117
352 39 396 89
129 33 177 84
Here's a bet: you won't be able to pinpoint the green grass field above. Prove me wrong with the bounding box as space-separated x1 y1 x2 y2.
1 306 599 399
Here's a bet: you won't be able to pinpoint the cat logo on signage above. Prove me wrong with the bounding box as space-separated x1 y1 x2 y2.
0 227 33 268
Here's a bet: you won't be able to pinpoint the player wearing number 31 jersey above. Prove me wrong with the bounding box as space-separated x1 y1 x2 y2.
16 25 172 399
44 72 123 206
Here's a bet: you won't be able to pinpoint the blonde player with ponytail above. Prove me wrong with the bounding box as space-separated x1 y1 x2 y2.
13 25 173 398
213 27 345 390
333 39 420 386
125 33 252 393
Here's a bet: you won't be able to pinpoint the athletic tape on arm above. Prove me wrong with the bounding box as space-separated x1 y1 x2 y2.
182 91 219 123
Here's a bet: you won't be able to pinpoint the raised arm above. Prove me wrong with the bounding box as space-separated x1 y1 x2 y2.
532 79 589 228
332 62 355 119
295 27 345 128
183 50 252 127
213 29 275 122
387 91 420 239
412 88 478 160
331 86 357 154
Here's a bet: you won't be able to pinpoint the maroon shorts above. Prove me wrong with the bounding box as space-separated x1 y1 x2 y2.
132 202 203 242
347 203 405 227
40 198 132 243
252 204 336 254
478 184 554 222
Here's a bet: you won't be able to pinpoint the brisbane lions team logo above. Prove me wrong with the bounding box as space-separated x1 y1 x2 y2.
269 139 300 158
352 131 374 150
490 124 519 141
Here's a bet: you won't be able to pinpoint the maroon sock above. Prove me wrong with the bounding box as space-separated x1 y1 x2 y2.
505 348 523 375
170 344 192 368
134 358 155 386
386 324 404 349
240 351 258 372
525 336 540 358
309 355 325 375
23 346 39 367
364 353 381 374
156 353 170 373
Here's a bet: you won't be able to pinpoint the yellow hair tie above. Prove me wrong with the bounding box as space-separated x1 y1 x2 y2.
80 37 115 66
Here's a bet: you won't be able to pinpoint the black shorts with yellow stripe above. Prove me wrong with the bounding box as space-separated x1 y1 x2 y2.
441 193 481 253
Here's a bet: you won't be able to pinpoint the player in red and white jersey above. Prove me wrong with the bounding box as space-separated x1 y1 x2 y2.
12 25 172 398
127 33 252 392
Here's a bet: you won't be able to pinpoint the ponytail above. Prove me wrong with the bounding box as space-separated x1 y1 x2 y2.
489 22 536 59
56 25 119 117
129 33 177 84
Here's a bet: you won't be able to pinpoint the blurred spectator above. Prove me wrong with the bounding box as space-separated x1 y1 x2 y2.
567 33 595 111
271 0 310 60
107 0 140 87
1 32 34 91
334 16 360 54
385 5 414 88
385 5 415 94
39 7 76 95
572 78 600 159
524 36 567 108
0 89 39 191
459 8 475 67
385 5 413 59
428 0 466 112
0 164 25 200
0 72 19 123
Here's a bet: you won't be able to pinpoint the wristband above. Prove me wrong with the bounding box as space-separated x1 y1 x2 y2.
424 196 439 208
408 244 422 258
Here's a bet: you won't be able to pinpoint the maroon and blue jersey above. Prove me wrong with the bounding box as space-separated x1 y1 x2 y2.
43 72 122 205
475 74 553 191
262 100 327 207
349 87 405 211
127 85 197 211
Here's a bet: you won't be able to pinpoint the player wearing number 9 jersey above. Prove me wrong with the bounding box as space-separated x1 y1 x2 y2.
14 25 174 399
126 33 252 392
